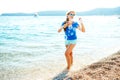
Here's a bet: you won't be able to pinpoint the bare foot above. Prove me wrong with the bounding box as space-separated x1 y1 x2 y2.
67 66 71 70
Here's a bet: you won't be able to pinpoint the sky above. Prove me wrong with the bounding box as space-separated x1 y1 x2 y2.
0 0 120 14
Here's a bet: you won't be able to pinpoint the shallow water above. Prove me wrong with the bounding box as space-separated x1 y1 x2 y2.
0 16 120 80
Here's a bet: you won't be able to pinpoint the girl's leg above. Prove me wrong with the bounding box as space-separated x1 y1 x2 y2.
70 52 73 66
65 44 76 70
66 45 73 66
66 45 73 67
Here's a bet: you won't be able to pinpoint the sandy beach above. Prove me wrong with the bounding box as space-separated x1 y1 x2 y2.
64 50 120 80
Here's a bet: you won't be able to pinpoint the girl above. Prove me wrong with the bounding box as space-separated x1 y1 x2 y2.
58 11 85 70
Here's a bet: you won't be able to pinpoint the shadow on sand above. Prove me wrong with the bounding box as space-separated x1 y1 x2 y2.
52 69 69 80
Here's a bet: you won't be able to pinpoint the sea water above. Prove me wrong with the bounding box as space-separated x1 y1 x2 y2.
0 16 120 80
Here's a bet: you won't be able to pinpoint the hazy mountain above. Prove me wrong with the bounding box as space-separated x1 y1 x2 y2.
1 7 120 16
37 11 67 16
1 13 34 16
77 7 120 16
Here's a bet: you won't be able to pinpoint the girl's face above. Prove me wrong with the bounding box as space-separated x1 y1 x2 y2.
67 12 75 20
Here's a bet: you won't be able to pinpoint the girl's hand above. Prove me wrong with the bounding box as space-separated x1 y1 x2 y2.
79 17 83 24
67 21 72 25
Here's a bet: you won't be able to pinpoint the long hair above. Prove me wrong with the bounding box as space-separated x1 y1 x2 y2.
63 17 69 31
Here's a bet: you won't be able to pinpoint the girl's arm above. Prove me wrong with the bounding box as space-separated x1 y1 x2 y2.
58 27 63 33
78 18 85 32
58 23 68 33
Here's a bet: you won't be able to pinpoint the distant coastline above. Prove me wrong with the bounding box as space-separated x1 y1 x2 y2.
1 7 120 16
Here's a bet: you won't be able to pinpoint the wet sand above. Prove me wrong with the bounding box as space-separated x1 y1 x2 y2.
65 50 120 80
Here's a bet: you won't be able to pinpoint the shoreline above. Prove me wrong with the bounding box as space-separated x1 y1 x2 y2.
1 49 120 80
65 50 120 80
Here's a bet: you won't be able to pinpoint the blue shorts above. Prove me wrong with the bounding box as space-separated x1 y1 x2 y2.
65 40 77 45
